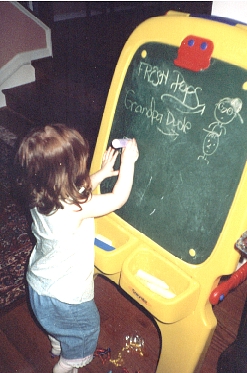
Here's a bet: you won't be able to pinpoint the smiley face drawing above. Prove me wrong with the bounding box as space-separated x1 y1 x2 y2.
200 130 220 163
198 97 243 164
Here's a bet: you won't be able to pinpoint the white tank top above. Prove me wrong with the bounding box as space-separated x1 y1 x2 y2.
27 203 95 304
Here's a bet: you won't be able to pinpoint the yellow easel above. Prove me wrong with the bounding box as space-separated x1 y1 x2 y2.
91 11 247 372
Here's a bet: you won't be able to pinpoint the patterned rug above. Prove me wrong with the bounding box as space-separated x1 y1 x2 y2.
0 138 32 308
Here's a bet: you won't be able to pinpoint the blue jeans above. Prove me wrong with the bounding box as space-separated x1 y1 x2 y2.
28 285 100 360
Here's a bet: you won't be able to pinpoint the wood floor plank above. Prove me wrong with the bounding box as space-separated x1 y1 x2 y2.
0 329 34 373
0 299 56 373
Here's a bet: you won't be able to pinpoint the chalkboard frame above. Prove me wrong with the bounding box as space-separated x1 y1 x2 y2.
91 14 247 270
100 41 247 264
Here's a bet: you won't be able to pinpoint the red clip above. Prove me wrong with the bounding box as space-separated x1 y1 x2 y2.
174 35 214 72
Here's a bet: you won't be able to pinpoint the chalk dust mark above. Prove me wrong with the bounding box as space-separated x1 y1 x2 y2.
139 176 153 204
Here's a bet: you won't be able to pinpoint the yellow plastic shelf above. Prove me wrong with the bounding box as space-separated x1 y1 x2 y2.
121 247 200 323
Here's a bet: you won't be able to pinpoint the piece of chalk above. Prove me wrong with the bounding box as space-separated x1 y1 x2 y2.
112 138 129 148
144 282 176 299
136 269 170 290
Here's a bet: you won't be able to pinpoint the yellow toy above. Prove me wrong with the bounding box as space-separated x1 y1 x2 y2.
91 11 247 373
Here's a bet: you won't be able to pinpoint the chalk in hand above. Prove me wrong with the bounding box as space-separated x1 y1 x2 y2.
112 138 129 148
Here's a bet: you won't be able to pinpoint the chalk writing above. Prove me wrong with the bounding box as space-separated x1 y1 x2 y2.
157 109 192 141
124 62 207 142
124 90 163 126
161 70 206 115
138 62 169 87
137 63 205 115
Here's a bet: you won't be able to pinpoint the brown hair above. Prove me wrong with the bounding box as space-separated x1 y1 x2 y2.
16 123 92 215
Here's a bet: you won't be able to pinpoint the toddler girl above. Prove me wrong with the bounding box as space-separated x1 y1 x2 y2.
15 123 139 373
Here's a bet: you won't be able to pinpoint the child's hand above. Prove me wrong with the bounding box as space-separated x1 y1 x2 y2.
121 138 139 163
101 147 119 178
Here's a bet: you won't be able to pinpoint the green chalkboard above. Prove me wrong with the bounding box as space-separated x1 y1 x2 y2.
101 42 247 264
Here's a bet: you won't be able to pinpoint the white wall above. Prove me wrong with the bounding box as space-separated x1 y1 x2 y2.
212 1 247 24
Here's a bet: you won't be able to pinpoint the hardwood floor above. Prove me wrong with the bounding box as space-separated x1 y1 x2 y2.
1 274 247 373
0 276 160 373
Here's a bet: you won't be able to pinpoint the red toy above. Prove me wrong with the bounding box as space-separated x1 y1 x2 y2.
174 35 214 71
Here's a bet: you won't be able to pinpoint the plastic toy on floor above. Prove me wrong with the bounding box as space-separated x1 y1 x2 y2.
94 333 145 373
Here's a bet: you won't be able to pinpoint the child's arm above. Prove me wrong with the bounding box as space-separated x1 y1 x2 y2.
90 147 120 191
79 138 139 219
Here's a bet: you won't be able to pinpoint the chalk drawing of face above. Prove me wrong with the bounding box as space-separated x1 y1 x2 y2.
214 97 242 125
198 97 243 164
198 130 219 164
203 131 219 157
